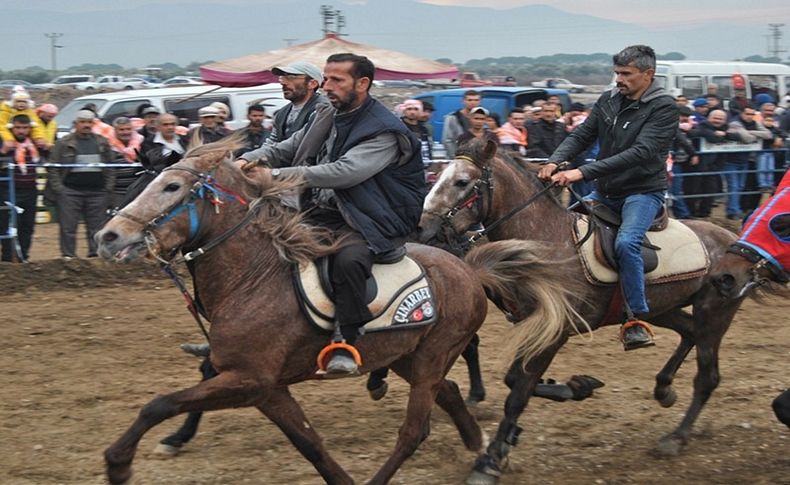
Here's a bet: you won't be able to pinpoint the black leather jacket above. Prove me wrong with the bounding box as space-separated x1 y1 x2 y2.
549 80 678 197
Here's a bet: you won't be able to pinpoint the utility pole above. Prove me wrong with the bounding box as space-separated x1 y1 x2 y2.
320 5 335 36
767 23 786 59
44 33 64 71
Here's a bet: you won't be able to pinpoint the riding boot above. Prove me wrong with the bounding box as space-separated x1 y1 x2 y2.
621 313 655 351
322 325 361 377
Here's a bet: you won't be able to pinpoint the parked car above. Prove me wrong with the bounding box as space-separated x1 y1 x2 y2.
530 78 586 93
35 74 95 89
488 75 517 87
0 80 39 90
372 79 428 88
53 84 288 137
414 87 572 143
75 75 153 91
160 76 205 87
459 72 492 88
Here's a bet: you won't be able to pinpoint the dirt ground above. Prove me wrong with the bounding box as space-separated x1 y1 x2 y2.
1 223 788 485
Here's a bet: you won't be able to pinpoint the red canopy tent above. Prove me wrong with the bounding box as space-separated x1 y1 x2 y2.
200 33 458 87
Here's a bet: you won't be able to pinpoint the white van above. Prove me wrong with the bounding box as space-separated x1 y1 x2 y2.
653 60 790 107
54 84 288 137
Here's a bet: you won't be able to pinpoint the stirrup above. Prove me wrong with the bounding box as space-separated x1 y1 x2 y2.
316 342 362 373
619 319 655 341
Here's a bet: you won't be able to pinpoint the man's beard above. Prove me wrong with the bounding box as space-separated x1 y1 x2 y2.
330 89 358 112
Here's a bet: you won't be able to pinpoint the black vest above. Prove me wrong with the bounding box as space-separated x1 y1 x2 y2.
331 97 426 254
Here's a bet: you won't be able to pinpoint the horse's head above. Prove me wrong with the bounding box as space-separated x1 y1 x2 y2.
418 138 497 245
96 138 251 263
711 244 789 299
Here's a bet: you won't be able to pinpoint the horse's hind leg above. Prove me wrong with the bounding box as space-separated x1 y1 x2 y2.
657 302 739 456
156 357 217 455
435 378 484 452
649 310 695 408
462 333 486 406
105 371 258 485
467 337 566 485
256 387 353 485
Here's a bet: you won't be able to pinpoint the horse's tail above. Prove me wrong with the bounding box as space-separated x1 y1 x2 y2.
464 239 590 367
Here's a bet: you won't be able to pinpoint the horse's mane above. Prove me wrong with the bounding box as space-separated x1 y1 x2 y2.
182 136 345 270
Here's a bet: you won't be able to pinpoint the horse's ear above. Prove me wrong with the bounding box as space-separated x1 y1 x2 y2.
482 138 498 163
201 150 230 170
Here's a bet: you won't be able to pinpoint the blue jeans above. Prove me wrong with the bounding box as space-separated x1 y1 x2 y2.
586 191 665 315
670 163 690 219
756 152 775 189
723 160 747 216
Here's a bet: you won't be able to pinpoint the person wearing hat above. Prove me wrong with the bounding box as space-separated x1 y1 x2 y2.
135 104 161 139
49 109 116 259
0 91 46 147
36 103 59 150
399 99 432 163
187 105 231 145
456 106 498 147
267 61 329 145
690 97 709 124
237 53 426 376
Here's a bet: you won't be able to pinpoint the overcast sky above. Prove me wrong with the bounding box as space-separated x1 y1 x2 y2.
3 0 789 71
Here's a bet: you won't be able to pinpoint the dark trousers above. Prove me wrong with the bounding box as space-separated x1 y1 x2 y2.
685 158 721 217
1 185 37 261
308 208 373 345
58 187 107 257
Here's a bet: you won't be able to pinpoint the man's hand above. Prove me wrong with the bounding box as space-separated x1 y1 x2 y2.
235 158 258 171
538 162 558 181
551 168 584 186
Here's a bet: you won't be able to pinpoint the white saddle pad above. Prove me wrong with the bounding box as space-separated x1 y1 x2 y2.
573 216 710 285
294 255 437 333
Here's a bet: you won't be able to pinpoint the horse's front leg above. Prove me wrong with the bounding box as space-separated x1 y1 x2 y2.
467 337 566 485
256 387 353 485
105 371 259 485
649 309 695 408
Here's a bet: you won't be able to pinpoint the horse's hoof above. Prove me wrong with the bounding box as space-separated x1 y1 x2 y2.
466 469 499 485
154 442 181 457
655 433 686 456
368 381 388 401
465 394 485 407
656 387 677 408
107 465 133 485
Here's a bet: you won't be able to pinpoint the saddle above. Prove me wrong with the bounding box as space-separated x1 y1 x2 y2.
293 250 437 333
585 202 668 273
573 207 710 286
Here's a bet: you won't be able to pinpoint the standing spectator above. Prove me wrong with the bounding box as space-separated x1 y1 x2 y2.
756 102 784 191
525 103 567 159
234 105 271 157
725 105 771 219
669 106 698 219
456 106 498 147
691 98 709 124
399 99 432 163
420 100 435 139
106 117 144 209
442 90 480 158
497 108 527 155
686 109 738 218
210 101 232 129
0 92 46 147
675 95 689 108
141 113 187 162
268 62 327 144
35 103 59 152
49 110 115 258
0 115 40 262
187 106 230 145
135 105 160 139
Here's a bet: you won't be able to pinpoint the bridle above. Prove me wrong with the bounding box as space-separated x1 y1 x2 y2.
725 243 788 297
425 155 557 249
112 165 255 264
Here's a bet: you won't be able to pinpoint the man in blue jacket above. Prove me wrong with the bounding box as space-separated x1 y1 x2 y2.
538 45 678 351
238 53 425 376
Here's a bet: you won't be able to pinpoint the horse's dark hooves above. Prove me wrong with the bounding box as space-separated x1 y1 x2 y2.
655 387 677 408
655 433 687 456
465 394 485 407
153 442 182 457
567 374 604 401
368 381 388 401
466 455 502 485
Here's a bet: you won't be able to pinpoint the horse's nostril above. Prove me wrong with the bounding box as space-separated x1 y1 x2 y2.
101 231 119 243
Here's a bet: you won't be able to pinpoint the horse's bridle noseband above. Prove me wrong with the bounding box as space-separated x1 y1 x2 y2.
112 165 251 263
426 155 494 230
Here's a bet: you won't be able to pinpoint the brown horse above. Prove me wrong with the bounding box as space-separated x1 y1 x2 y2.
418 139 783 485
95 138 579 484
